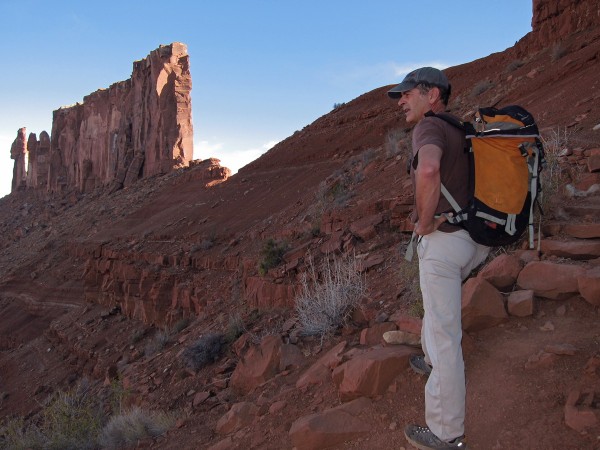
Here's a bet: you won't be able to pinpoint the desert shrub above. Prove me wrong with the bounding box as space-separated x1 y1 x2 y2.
181 333 226 371
129 327 146 344
470 80 495 98
551 42 568 62
332 102 346 110
295 254 366 340
97 407 175 449
0 381 104 450
258 239 288 275
171 317 191 334
397 255 423 318
506 59 525 72
144 329 170 357
225 313 245 343
540 126 572 210
385 128 408 158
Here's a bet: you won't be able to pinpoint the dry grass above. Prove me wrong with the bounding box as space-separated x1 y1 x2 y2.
295 254 366 340
97 407 176 449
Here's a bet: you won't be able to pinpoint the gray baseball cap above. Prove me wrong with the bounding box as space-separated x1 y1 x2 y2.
387 67 450 98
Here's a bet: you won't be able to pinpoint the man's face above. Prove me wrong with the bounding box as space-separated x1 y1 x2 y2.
397 87 430 123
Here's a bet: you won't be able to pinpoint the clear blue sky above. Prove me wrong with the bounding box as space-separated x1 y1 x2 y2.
0 1 533 198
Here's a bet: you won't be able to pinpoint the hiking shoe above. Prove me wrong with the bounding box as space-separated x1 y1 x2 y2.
404 424 467 450
409 354 432 377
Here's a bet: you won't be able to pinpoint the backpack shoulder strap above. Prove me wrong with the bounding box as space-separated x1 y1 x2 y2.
424 111 474 134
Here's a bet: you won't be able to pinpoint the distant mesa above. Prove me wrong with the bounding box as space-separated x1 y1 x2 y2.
9 42 199 194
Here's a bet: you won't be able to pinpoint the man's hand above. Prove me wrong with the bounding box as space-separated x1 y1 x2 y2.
414 215 447 236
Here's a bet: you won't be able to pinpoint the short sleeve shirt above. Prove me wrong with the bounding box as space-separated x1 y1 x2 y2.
411 114 469 232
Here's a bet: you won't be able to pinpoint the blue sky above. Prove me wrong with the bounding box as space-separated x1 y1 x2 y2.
0 1 533 198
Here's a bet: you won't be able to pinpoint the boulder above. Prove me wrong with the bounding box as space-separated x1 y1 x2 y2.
507 290 535 317
288 397 372 449
215 401 259 434
296 341 347 389
359 322 397 346
564 390 599 432
461 277 508 332
517 261 585 299
541 239 600 260
479 253 523 291
577 265 600 305
332 346 413 401
230 335 282 394
389 312 422 335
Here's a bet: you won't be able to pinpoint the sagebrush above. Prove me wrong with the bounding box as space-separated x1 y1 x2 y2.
97 407 175 449
181 333 226 371
295 254 366 339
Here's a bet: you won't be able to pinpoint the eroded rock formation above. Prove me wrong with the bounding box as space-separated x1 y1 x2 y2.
10 128 27 192
10 42 194 194
533 0 600 42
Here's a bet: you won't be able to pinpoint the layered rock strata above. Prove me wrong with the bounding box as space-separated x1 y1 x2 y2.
10 42 194 194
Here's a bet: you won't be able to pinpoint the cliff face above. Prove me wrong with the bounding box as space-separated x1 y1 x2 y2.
532 0 600 42
11 42 194 194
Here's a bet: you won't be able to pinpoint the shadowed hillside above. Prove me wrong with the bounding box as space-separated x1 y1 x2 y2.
0 1 599 449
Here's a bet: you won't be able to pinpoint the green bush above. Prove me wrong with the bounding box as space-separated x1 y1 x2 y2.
258 239 287 276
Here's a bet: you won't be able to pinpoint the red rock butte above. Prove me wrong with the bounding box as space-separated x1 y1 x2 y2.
10 42 196 194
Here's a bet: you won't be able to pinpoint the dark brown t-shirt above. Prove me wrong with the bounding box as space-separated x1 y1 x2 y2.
411 114 469 232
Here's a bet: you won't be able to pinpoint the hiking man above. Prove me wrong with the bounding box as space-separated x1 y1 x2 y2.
388 67 490 450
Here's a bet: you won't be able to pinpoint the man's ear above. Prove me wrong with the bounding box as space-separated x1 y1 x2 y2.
428 86 441 104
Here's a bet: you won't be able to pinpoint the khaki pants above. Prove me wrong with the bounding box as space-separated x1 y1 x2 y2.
417 229 489 441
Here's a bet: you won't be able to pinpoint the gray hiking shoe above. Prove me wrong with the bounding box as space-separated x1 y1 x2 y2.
409 354 432 377
404 424 467 450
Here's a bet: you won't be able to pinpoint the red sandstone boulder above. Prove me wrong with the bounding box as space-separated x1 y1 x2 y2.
296 341 347 389
541 239 600 260
359 322 397 346
331 346 413 401
517 261 585 299
564 389 599 432
479 253 523 291
230 335 282 394
288 397 372 449
215 401 259 434
507 290 535 317
577 266 600 305
389 312 422 335
461 277 508 332
563 223 600 239
349 213 383 241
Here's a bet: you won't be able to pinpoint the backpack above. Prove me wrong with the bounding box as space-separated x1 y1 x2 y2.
429 105 546 248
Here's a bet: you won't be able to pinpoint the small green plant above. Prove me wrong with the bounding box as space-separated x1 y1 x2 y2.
181 333 226 371
295 254 366 340
97 407 175 449
258 239 288 275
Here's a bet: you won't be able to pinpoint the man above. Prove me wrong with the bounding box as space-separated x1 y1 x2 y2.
388 67 489 450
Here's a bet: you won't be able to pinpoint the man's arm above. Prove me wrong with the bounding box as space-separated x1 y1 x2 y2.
414 143 446 236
